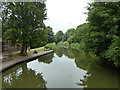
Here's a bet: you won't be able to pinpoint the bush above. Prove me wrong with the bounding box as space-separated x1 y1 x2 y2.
63 41 69 48
104 36 120 67
71 43 80 49
57 41 63 47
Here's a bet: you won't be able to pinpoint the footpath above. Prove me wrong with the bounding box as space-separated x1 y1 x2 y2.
0 47 53 72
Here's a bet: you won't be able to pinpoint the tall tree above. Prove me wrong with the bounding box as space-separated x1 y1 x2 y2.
45 26 54 43
86 2 120 67
2 1 47 55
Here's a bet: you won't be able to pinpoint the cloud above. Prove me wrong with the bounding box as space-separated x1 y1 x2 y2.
45 0 93 34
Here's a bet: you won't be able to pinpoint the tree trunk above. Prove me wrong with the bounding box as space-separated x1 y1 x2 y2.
21 43 27 56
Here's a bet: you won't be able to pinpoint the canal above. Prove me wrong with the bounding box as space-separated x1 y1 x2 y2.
2 47 119 88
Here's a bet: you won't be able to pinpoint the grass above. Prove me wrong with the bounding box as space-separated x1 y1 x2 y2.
27 48 45 56
4 47 45 60
44 43 57 50
45 42 70 49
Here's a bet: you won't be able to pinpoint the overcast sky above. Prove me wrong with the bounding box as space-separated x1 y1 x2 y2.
44 0 93 34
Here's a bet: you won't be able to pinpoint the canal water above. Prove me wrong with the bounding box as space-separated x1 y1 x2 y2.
2 47 119 88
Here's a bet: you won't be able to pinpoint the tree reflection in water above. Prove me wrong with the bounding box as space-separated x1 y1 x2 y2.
2 63 47 88
38 53 54 64
2 47 119 88
54 47 119 88
55 47 74 59
54 47 64 58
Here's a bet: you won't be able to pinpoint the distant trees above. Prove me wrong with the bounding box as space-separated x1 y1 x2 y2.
54 30 64 44
71 2 120 67
2 1 120 67
45 26 55 43
54 28 75 44
62 28 75 42
67 36 74 44
53 2 120 68
73 23 89 43
2 2 47 55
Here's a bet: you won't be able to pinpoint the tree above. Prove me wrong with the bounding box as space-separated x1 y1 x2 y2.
86 2 120 67
67 36 74 44
45 26 55 43
54 30 64 44
30 29 48 49
73 23 89 43
62 28 75 42
2 2 47 55
73 23 91 51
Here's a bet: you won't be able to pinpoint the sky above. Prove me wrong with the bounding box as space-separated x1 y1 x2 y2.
44 0 93 34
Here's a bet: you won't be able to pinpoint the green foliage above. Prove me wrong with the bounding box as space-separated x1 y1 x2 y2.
104 35 120 67
54 30 64 44
86 2 120 67
44 43 57 50
45 26 55 43
38 53 54 64
73 23 90 43
57 41 63 46
62 28 75 42
2 2 47 55
71 43 80 49
30 28 48 49
52 2 120 68
63 41 69 48
67 36 74 44
73 23 91 51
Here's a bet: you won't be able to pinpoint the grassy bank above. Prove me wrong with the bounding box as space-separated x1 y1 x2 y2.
45 42 81 50
44 43 58 50
3 47 45 61
45 42 120 69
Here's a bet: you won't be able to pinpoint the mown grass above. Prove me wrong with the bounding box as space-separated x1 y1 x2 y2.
44 43 58 50
5 47 45 60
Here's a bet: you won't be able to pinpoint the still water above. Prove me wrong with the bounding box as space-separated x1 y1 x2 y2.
2 47 119 88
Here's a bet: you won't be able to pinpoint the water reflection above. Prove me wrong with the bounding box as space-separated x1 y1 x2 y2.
54 47 64 58
2 63 47 88
38 53 54 64
54 47 119 88
27 54 87 88
2 47 119 88
79 68 119 88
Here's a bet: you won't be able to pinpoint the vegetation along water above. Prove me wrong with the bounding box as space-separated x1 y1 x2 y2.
1 1 120 89
2 47 120 88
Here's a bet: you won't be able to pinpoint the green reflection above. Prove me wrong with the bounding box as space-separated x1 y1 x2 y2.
54 47 64 58
54 47 119 88
2 47 119 88
77 66 119 88
2 63 47 88
55 47 75 59
38 53 54 64
71 49 119 88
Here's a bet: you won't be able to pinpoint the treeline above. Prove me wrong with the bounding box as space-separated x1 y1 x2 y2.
2 1 120 67
49 2 120 68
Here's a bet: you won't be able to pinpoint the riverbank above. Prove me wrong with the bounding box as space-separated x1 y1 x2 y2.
0 50 54 72
2 47 45 62
45 42 120 70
